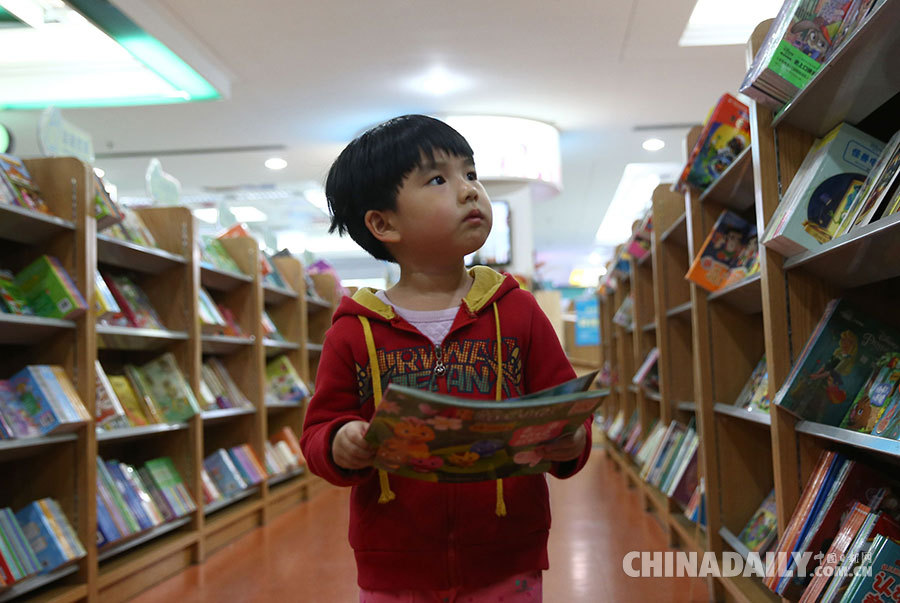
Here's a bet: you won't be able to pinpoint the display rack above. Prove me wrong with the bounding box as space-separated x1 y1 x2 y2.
0 159 338 602
599 12 900 602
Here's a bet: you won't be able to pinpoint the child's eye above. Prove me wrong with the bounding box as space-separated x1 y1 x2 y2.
428 175 446 185
467 171 478 181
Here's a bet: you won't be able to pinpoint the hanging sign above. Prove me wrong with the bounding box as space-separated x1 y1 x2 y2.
38 107 95 163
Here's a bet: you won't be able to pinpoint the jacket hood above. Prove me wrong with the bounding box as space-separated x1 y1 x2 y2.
333 266 520 323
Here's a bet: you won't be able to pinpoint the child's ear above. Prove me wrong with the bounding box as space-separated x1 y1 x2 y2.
364 209 401 244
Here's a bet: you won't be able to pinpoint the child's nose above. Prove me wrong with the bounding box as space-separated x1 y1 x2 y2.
458 179 478 203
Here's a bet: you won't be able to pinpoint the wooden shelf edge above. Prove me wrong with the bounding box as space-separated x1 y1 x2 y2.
713 403 771 427
204 497 264 533
0 565 80 603
97 530 199 589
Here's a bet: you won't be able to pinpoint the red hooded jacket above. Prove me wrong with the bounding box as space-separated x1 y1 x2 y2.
300 267 592 590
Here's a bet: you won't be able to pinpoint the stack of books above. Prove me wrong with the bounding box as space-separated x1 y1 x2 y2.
265 426 306 478
202 445 268 504
96 456 196 548
3 499 85 580
103 207 158 248
0 256 88 320
0 366 90 438
94 354 201 430
199 358 253 411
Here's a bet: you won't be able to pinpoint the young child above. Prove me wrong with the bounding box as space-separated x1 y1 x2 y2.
300 115 592 602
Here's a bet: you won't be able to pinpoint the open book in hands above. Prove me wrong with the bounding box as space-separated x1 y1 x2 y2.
363 371 605 483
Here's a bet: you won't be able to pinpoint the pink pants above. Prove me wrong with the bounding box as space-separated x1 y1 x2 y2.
359 570 542 602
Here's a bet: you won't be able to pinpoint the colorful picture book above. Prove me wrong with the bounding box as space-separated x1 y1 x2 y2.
94 269 121 322
103 207 157 248
14 255 88 320
0 270 31 315
762 122 885 257
839 353 900 434
632 347 660 392
733 355 770 414
265 355 310 405
0 506 42 586
839 533 900 603
677 93 751 191
740 0 862 109
0 154 52 215
775 299 900 427
199 235 243 275
265 426 306 478
363 371 602 483
94 361 130 431
93 173 123 231
14 498 85 574
136 353 202 423
102 273 164 330
203 444 268 503
200 358 252 411
840 129 900 234
611 295 634 330
198 287 227 333
685 210 756 292
624 212 653 261
738 489 778 554
0 366 90 437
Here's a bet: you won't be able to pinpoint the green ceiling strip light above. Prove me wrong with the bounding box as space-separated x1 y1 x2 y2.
65 0 220 101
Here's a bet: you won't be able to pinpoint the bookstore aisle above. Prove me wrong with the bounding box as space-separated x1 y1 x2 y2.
129 451 707 603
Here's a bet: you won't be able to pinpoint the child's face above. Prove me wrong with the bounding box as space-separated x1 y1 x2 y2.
387 150 492 263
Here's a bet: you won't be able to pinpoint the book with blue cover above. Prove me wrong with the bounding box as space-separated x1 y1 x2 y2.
203 450 247 498
15 501 69 573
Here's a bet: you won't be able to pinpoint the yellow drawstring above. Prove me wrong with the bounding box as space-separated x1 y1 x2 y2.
359 316 395 503
493 302 507 517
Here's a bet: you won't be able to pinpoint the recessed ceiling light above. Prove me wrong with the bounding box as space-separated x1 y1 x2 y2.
93 167 105 178
410 66 468 96
265 157 287 170
230 206 267 222
642 138 665 152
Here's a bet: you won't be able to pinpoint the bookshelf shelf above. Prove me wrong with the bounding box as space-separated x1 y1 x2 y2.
719 526 751 562
263 284 299 305
0 204 75 245
200 264 252 292
204 486 260 516
698 146 755 211
782 211 900 289
665 301 692 320
713 403 771 427
96 325 189 351
97 527 199 591
0 433 79 456
0 314 76 345
267 467 305 488
263 338 301 356
718 573 780 603
771 0 900 138
643 482 668 517
627 384 638 394
306 296 332 310
0 563 80 603
641 321 656 332
660 212 688 247
97 516 193 562
97 234 186 274
795 421 900 458
201 334 255 355
306 342 324 354
266 401 304 411
645 390 662 402
201 408 256 423
669 513 705 555
97 423 189 443
676 401 696 413
707 274 762 314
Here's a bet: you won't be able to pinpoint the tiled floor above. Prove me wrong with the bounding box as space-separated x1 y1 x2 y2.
132 450 709 602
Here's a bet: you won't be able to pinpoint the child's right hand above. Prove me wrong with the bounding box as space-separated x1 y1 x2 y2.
333 421 376 470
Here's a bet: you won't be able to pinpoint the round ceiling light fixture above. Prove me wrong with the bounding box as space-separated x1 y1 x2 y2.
642 138 665 152
265 157 287 170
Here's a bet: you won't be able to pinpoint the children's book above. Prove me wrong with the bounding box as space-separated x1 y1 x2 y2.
611 295 634 329
838 533 900 602
624 212 653 261
107 375 148 427
632 348 659 390
799 501 871 603
839 353 900 434
0 379 41 438
0 270 32 315
738 490 778 554
14 256 87 320
762 122 885 256
200 235 243 274
94 361 129 431
775 299 900 426
843 130 900 233
103 274 163 329
733 355 770 413
265 355 309 404
677 93 751 191
92 173 123 231
685 210 754 292
720 234 760 288
197 287 226 333
740 0 857 109
138 353 201 423
363 371 602 483
0 154 52 214
93 270 121 323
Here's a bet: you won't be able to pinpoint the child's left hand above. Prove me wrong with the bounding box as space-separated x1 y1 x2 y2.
535 425 587 462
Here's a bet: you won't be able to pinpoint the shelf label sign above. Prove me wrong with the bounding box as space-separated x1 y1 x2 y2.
575 297 600 347
38 107 95 164
146 158 181 205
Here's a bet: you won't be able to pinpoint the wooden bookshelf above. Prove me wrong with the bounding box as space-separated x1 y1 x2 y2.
0 157 336 602
597 14 900 602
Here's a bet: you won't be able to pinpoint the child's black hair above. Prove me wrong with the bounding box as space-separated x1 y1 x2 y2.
325 114 474 262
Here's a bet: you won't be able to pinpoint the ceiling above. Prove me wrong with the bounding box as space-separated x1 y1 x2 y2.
0 0 755 285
